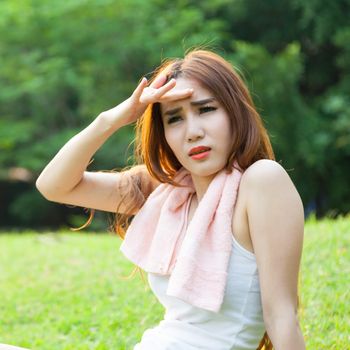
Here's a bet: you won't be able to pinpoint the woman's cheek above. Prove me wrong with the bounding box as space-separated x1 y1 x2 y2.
165 133 179 157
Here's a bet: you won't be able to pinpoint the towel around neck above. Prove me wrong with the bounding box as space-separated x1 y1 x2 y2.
120 162 243 312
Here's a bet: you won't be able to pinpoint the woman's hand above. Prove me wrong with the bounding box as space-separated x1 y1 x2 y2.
100 74 193 128
125 73 193 125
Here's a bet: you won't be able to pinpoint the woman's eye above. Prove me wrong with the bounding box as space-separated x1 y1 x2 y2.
167 116 181 124
199 106 217 114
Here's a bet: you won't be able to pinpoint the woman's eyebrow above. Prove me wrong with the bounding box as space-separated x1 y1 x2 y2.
191 97 216 106
164 107 182 116
163 97 216 116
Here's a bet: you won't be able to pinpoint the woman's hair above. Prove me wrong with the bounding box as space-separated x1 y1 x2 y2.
134 49 275 184
113 49 275 349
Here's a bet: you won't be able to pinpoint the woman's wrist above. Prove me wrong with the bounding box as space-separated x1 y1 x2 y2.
94 109 126 136
96 97 143 132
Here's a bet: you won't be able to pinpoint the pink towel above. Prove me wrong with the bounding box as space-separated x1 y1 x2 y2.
120 162 243 312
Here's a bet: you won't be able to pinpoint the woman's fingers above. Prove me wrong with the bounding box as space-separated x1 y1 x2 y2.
132 77 148 100
159 88 193 102
153 78 176 97
150 73 168 89
139 79 176 104
136 75 193 105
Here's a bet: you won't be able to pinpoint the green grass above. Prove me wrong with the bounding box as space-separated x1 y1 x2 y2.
299 215 350 348
0 215 349 349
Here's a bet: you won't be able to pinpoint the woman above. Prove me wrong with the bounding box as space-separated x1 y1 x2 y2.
36 50 305 349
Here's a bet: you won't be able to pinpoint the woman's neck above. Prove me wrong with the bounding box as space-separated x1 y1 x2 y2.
190 172 216 201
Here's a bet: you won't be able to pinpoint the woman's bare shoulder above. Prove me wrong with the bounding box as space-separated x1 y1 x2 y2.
243 159 287 178
239 159 304 222
240 159 294 191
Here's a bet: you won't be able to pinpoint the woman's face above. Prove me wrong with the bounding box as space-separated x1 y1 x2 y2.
160 77 233 178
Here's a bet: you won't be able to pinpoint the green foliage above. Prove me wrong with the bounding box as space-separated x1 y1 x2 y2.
0 215 349 348
0 0 349 227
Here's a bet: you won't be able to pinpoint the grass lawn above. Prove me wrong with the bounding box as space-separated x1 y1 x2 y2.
0 214 349 349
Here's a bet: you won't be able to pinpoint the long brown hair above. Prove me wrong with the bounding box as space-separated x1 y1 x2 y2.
114 49 275 349
135 49 275 183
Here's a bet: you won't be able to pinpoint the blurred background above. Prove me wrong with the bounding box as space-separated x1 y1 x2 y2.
1 0 349 231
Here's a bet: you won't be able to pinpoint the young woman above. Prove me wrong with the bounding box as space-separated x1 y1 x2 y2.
36 50 306 349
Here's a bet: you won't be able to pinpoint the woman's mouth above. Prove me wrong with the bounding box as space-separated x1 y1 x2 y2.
188 146 212 160
190 149 211 160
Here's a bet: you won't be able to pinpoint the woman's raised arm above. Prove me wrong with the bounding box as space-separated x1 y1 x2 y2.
36 75 192 213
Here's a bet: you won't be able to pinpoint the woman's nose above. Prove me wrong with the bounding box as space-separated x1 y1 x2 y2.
186 116 205 142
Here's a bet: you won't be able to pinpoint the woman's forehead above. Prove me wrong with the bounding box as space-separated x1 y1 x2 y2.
170 77 205 92
160 78 213 112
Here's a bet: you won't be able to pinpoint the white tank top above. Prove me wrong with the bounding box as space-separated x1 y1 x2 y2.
134 235 265 350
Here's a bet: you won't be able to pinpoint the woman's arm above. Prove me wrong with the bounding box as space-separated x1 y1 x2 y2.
244 159 306 350
36 76 192 213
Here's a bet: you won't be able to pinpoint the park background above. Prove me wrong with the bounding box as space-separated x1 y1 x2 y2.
0 0 349 349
